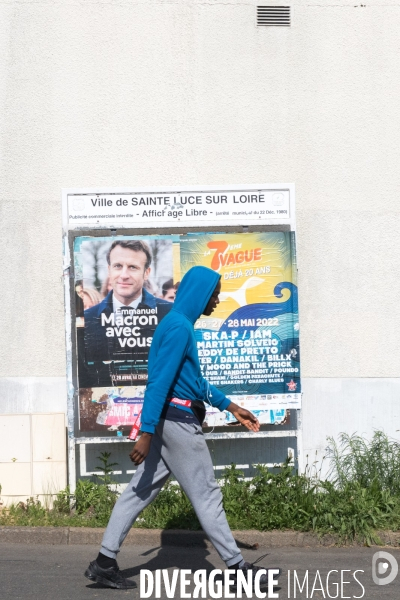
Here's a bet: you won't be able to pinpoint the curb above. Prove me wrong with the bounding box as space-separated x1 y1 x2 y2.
1 527 400 548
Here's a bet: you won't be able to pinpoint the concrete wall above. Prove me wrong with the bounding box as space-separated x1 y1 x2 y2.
1 0 399 489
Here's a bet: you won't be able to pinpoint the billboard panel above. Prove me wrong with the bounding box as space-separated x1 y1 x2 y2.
74 231 300 433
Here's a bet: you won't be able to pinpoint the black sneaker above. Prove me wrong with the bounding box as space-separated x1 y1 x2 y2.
84 560 137 589
231 554 282 589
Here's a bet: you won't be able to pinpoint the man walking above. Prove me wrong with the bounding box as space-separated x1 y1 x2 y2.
85 265 280 589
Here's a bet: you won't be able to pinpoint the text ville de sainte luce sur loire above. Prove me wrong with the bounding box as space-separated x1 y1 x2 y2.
88 194 288 219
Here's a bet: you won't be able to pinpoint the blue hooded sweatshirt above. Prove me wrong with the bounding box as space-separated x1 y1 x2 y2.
140 266 231 434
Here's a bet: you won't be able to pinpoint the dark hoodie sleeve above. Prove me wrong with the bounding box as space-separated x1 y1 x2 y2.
140 324 191 434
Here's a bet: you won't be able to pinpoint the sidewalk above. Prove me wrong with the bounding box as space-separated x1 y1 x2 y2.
1 526 400 547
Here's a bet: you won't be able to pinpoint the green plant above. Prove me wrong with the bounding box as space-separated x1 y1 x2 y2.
138 481 200 530
53 486 72 515
53 451 120 524
95 451 119 487
2 498 47 526
326 431 400 495
74 479 117 524
1 431 399 543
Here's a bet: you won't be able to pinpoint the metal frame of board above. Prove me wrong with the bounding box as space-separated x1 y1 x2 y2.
62 184 302 493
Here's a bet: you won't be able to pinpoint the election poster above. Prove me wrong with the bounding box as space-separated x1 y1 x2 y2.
74 235 176 431
74 232 300 432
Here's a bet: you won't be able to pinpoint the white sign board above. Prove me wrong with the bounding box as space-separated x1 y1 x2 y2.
62 184 295 230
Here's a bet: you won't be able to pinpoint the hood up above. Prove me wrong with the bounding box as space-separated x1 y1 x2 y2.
173 266 221 323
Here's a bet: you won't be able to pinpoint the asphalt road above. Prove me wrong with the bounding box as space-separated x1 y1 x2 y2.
0 542 399 599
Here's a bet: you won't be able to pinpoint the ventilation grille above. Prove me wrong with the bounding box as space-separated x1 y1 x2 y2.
257 6 291 26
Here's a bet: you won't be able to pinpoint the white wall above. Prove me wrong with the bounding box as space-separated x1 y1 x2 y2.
1 0 399 482
0 413 66 505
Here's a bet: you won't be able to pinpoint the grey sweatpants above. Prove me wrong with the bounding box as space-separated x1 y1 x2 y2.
100 419 244 567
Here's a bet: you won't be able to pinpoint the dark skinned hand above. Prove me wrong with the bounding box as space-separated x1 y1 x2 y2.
129 432 153 465
226 402 260 432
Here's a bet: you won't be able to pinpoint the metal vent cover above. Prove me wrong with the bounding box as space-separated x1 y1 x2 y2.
257 6 291 26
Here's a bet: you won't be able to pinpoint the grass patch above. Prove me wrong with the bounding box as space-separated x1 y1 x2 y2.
1 432 400 544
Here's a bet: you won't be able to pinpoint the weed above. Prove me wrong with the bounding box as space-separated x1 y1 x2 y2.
74 479 117 524
53 486 71 515
49 451 119 525
95 451 119 487
1 431 399 544
326 431 400 495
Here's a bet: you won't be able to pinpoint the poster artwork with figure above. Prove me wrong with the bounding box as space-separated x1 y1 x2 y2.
74 232 300 433
75 236 175 431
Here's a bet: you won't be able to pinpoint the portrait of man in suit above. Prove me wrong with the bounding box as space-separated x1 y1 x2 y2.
78 239 173 387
